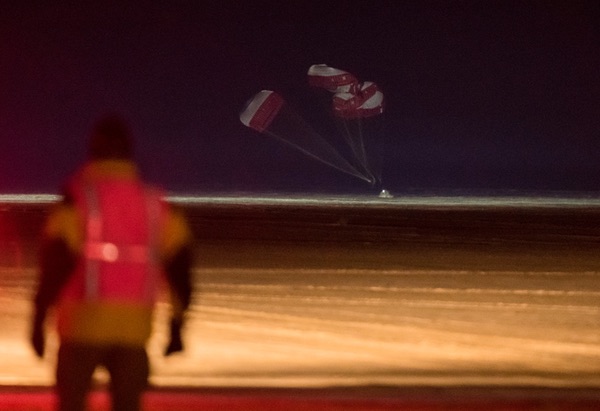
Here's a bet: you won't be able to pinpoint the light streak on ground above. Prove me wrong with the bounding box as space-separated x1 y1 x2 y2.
168 193 600 208
0 194 60 204
3 192 600 208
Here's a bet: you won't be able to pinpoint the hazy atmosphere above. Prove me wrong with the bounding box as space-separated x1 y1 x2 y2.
1 1 599 194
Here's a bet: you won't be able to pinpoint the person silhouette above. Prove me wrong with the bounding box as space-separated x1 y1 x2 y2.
30 113 193 411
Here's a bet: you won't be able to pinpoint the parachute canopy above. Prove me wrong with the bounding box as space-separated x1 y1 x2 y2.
332 81 384 119
240 89 374 184
240 90 284 133
239 64 387 189
308 64 386 187
308 65 385 119
307 64 357 93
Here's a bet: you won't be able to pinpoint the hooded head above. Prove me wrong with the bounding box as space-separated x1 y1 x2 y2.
88 113 133 160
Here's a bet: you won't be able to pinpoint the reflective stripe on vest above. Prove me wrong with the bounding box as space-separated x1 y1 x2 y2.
82 184 161 302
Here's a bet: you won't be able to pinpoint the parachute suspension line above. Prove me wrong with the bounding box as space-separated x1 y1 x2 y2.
264 130 373 184
241 72 386 189
280 104 374 184
307 64 385 188
340 119 355 155
355 117 374 184
340 117 375 186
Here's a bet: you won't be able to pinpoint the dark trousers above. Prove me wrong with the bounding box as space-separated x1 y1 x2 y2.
56 342 149 411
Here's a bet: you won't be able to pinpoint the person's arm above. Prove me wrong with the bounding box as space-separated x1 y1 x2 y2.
163 244 193 356
31 236 76 357
30 199 79 358
160 206 194 356
165 245 193 312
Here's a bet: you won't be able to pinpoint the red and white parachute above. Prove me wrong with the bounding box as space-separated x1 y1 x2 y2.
239 64 386 188
307 64 358 93
308 64 385 119
240 90 372 183
239 90 284 133
308 64 386 186
332 81 385 119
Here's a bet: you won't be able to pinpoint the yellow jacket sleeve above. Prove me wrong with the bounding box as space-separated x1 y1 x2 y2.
43 204 83 254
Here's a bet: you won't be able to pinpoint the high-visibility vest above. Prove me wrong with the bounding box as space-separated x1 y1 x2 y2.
61 179 164 307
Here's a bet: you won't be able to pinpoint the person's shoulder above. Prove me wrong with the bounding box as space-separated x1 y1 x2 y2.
166 203 191 226
43 199 80 243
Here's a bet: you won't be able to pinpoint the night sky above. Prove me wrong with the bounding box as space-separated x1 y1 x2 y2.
1 1 598 195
